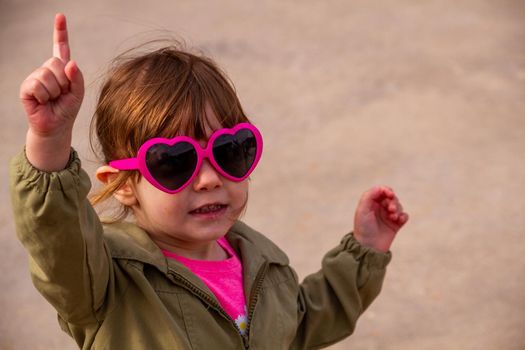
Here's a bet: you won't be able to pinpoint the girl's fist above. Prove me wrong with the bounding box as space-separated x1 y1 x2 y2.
353 186 409 252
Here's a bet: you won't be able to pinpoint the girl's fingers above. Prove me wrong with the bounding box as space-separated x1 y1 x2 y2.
381 186 394 199
361 186 407 222
398 213 409 225
53 13 70 62
21 67 62 104
381 198 402 212
364 185 408 226
393 199 403 213
33 67 62 100
43 57 70 93
64 60 84 100
389 202 397 212
388 211 410 226
369 186 394 203
21 78 50 104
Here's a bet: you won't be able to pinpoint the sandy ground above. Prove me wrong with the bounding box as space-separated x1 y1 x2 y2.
1 1 524 349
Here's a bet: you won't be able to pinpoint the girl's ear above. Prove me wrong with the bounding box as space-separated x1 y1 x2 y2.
95 165 119 184
95 165 138 206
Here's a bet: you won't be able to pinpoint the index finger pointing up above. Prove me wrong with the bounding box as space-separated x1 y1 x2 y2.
53 13 70 62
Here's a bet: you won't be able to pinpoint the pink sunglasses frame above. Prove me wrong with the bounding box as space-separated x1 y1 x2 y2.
109 123 263 194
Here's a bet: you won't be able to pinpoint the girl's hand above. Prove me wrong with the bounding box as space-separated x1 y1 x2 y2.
353 186 409 253
20 13 84 171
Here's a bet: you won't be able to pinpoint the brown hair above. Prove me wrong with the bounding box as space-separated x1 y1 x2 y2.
90 43 250 219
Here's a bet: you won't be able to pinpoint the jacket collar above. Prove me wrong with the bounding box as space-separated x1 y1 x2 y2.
104 220 290 306
103 220 289 274
103 221 169 273
227 221 289 266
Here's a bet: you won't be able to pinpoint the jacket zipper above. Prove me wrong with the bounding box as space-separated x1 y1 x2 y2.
242 261 269 349
168 271 245 339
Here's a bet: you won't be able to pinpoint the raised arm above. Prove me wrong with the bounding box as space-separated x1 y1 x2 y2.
291 187 408 348
20 13 84 171
12 14 110 328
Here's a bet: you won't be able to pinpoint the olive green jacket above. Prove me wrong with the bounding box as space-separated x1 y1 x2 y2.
10 150 392 350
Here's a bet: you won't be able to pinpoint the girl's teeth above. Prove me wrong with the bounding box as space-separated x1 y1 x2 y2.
194 205 223 213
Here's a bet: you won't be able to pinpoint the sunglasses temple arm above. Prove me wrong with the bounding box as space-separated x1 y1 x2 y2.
108 158 139 170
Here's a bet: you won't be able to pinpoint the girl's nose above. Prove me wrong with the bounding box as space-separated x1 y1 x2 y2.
192 159 223 192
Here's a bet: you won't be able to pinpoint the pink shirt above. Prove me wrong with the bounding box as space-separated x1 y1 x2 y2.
162 238 248 335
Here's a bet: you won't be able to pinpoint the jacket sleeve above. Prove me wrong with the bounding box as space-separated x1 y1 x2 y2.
291 233 392 349
9 149 111 325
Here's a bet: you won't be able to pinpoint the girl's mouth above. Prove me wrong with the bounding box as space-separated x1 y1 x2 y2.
189 204 228 218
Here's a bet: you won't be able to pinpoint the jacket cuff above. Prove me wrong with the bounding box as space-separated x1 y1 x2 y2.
11 148 83 193
341 233 392 269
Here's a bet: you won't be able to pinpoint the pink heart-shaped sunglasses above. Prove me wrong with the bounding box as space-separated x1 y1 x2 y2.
109 123 263 194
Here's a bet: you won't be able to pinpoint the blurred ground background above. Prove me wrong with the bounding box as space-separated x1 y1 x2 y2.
1 1 524 349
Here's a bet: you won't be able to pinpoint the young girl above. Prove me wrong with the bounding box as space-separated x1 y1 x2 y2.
11 14 409 349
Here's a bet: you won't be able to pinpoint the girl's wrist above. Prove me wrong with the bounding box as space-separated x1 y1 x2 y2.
353 231 391 253
25 128 73 171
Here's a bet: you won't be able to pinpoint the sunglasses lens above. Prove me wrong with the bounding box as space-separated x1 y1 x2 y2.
213 129 258 179
145 141 198 191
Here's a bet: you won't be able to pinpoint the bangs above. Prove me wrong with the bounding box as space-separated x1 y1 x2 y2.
93 45 252 164
129 49 250 150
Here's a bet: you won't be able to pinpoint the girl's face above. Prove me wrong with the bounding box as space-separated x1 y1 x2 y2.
126 106 249 258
